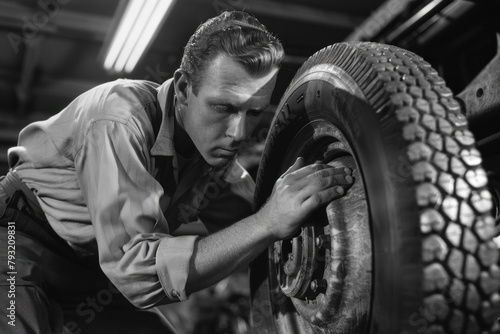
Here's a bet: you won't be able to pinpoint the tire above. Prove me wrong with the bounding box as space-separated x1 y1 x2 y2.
249 42 500 334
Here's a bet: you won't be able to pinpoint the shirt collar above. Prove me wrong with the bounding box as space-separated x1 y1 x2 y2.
151 78 176 157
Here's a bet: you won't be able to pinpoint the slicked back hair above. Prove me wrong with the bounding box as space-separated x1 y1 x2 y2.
180 11 285 95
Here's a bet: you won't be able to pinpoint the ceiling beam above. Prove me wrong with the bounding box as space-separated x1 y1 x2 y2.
231 0 364 29
0 1 111 42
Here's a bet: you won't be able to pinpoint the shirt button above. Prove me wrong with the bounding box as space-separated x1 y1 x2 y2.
171 289 180 299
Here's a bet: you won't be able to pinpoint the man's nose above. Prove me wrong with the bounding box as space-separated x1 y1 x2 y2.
226 113 248 142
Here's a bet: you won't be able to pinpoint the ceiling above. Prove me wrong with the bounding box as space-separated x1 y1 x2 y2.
0 0 389 173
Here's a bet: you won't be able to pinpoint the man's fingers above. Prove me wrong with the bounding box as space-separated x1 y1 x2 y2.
281 157 305 178
328 167 353 176
311 167 353 183
289 172 353 194
293 165 354 208
283 164 350 182
301 165 352 180
301 186 347 211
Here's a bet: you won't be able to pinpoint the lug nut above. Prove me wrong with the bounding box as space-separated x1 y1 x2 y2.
310 279 327 292
315 235 331 248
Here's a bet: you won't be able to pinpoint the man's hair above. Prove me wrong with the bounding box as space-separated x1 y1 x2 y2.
180 11 285 94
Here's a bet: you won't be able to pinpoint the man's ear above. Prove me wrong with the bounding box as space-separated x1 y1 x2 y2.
173 69 190 107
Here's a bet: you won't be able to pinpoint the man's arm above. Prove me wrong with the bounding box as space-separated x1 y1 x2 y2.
76 117 352 304
185 157 353 294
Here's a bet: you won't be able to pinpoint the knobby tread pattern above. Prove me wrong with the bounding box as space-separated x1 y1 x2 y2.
287 42 499 333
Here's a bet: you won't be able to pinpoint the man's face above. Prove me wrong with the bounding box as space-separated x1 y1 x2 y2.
178 54 278 168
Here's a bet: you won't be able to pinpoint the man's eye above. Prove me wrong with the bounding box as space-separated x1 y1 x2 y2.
214 105 234 113
248 110 264 117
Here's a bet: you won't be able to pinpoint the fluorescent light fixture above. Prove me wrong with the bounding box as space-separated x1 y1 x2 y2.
104 0 175 73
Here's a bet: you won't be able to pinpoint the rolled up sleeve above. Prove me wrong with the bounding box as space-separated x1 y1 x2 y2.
156 235 197 301
75 118 197 308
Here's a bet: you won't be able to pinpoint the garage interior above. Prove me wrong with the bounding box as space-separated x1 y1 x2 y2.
1 0 500 333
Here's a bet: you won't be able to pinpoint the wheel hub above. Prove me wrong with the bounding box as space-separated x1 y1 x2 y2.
274 225 324 299
269 118 372 327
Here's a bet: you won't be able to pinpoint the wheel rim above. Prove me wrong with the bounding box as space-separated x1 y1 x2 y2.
269 117 373 332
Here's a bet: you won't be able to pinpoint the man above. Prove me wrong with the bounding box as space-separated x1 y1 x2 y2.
0 11 353 333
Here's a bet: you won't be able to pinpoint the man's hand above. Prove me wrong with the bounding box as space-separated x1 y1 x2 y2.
186 157 353 294
257 157 354 241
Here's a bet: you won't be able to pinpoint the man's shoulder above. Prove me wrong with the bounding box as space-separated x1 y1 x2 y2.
84 79 162 124
62 79 165 144
99 79 160 107
107 78 160 92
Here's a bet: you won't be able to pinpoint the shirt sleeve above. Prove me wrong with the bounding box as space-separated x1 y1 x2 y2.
198 160 255 233
75 118 197 308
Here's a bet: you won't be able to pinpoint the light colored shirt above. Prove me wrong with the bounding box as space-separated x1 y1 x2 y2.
7 78 255 307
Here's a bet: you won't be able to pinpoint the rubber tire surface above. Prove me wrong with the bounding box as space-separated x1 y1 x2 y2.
250 42 500 334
